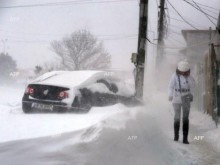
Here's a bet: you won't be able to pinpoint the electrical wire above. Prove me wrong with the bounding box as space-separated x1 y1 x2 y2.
183 0 217 26
168 30 182 36
167 15 186 23
145 35 218 49
192 0 216 26
0 34 138 44
168 7 206 28
151 39 220 49
193 0 219 11
0 0 137 9
183 0 218 20
0 30 138 38
169 23 189 29
167 0 199 30
167 35 185 45
197 6 219 16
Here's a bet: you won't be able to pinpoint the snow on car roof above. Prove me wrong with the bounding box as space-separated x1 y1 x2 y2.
31 70 105 88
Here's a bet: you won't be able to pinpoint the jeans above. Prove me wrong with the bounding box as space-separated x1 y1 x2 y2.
173 103 190 123
173 103 190 140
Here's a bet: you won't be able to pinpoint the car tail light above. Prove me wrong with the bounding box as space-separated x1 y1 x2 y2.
25 87 34 95
58 91 69 99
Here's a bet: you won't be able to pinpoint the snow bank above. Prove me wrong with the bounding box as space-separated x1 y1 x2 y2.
190 110 220 151
0 103 134 143
0 86 25 108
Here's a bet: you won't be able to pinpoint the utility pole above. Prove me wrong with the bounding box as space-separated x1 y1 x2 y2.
217 11 220 34
131 0 148 99
156 0 165 67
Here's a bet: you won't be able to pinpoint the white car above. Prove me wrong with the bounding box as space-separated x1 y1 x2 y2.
22 70 140 113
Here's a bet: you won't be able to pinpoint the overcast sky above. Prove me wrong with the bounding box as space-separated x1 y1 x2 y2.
0 0 219 70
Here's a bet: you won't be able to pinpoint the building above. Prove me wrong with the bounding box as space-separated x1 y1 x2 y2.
182 29 220 117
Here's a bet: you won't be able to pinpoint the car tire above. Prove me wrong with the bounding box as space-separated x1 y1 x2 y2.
22 102 32 113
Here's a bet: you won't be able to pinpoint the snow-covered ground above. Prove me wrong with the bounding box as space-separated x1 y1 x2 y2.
0 85 220 165
0 85 132 143
148 92 220 165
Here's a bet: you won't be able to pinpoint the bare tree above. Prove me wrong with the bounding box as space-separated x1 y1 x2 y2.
34 65 43 75
0 53 17 84
43 61 64 72
51 29 111 70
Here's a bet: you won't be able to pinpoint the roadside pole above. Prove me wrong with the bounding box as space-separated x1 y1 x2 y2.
132 0 148 99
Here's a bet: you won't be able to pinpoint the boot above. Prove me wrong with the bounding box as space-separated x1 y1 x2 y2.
183 119 189 144
174 121 180 141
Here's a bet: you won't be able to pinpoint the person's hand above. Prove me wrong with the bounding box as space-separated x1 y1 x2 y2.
168 96 173 101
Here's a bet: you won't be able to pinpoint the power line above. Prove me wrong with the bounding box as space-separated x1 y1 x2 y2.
0 0 137 9
169 23 189 29
183 0 218 20
167 15 186 23
168 31 182 36
0 29 138 38
168 7 207 28
183 0 217 26
150 39 220 49
193 1 219 11
167 35 185 45
167 14 207 29
192 0 216 26
167 0 199 30
0 35 138 44
198 6 219 16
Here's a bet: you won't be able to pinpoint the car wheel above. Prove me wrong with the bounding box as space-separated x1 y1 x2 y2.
22 102 32 113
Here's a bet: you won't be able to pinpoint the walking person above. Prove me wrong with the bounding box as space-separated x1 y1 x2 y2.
168 60 195 144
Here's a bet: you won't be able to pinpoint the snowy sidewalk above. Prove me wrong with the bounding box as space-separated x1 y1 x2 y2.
149 93 220 165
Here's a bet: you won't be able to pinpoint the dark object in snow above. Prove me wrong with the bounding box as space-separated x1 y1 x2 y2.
96 79 118 93
182 119 189 144
22 71 141 113
174 121 179 141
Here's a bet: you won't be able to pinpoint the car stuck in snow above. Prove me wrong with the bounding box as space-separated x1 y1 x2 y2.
22 70 141 113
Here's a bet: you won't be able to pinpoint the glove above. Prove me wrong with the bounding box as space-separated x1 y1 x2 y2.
168 96 173 102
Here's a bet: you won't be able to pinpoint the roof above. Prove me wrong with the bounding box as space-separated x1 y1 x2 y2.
181 30 215 41
30 70 105 88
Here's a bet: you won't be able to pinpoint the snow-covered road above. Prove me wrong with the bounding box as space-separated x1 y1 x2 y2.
0 85 130 143
0 85 220 165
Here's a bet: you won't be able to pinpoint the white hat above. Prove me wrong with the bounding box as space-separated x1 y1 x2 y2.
177 60 190 72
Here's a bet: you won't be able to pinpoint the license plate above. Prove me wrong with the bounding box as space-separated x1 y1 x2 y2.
32 103 53 111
